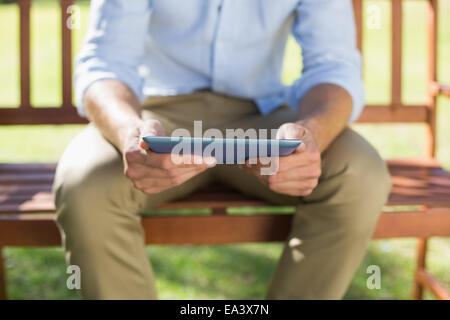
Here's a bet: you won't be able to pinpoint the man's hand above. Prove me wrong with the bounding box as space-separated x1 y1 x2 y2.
83 80 217 195
242 122 322 197
240 83 354 197
122 119 216 194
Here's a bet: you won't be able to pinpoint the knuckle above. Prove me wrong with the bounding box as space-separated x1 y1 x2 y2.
309 151 321 162
125 150 141 163
124 152 134 163
124 168 137 179
166 169 177 178
299 189 313 196
281 122 297 131
306 168 316 177
315 167 322 177
269 184 280 192
171 176 181 186
268 175 277 184
132 180 143 190
145 119 165 135
161 158 173 170
308 179 318 189
305 166 321 178
143 188 156 195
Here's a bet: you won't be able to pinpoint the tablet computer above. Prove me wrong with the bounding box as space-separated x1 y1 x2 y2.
142 136 301 164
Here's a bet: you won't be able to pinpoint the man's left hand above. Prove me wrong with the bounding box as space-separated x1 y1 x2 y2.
241 122 322 197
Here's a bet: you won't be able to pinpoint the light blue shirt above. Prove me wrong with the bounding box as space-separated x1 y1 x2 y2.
75 0 365 122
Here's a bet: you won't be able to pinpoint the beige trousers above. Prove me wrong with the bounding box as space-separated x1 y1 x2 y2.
53 91 392 299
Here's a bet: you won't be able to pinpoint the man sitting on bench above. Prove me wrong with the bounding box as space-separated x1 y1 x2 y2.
54 0 392 299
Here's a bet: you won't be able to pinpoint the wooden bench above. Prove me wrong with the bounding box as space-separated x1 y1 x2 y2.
1 0 450 300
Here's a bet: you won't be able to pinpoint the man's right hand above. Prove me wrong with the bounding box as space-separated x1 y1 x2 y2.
122 119 216 194
83 80 215 194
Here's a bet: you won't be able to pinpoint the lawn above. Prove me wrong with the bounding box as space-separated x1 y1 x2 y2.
0 0 449 300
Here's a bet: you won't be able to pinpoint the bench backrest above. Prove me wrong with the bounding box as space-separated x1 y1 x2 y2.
0 0 442 157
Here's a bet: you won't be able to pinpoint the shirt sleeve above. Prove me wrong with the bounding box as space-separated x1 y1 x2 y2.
74 0 151 117
290 0 365 122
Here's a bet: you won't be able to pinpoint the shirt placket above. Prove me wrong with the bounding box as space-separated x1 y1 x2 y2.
211 0 228 93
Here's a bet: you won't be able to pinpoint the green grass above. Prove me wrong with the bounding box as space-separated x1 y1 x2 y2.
1 0 449 300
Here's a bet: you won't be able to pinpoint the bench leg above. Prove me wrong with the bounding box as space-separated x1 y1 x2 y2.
0 246 6 300
412 238 427 300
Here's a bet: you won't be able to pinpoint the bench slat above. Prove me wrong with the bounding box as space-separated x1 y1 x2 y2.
0 160 449 213
1 209 450 247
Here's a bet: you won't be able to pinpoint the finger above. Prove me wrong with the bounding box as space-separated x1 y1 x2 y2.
170 154 217 168
138 165 209 191
246 153 315 175
139 119 166 140
245 156 277 168
269 184 313 197
126 163 204 180
276 123 307 155
293 141 306 153
269 179 318 194
270 185 312 197
124 126 143 155
124 146 148 167
140 140 150 150
134 160 211 183
125 163 167 179
146 153 216 170
276 149 320 173
144 152 179 169
171 165 210 177
132 176 174 191
276 123 307 140
276 154 309 173
246 150 311 172
268 165 321 184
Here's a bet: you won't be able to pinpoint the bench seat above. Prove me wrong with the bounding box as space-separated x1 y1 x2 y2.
0 159 449 300
1 159 450 211
1 158 450 242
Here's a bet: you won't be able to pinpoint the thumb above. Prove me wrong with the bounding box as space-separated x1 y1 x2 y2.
276 123 306 153
139 119 166 150
294 141 306 153
276 123 306 139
